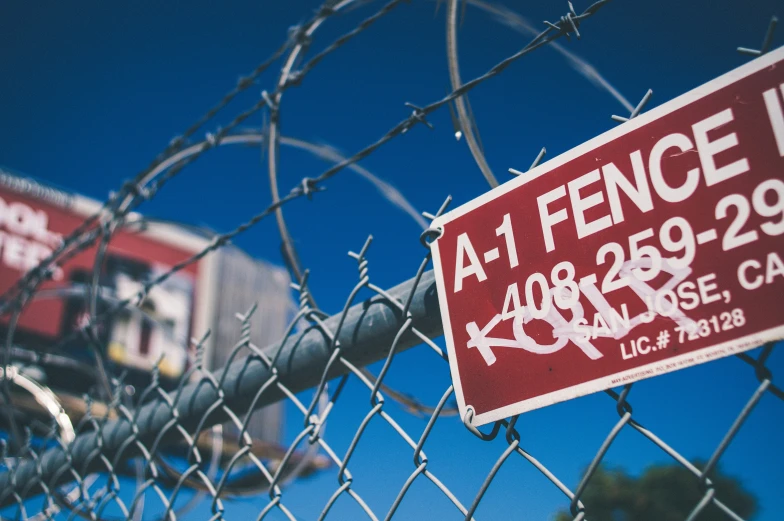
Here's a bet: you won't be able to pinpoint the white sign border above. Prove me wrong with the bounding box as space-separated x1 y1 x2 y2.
430 46 784 427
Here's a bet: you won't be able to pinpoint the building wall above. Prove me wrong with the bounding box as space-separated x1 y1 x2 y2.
210 246 294 444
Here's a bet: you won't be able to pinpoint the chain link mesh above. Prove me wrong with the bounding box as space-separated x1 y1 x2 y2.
0 1 779 520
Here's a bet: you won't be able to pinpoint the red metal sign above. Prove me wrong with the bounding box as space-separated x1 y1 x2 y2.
431 47 784 426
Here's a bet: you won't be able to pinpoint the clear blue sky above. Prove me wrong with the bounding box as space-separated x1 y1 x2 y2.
1 0 782 520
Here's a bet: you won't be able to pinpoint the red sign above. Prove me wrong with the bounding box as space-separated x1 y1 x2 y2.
0 177 200 379
431 48 784 426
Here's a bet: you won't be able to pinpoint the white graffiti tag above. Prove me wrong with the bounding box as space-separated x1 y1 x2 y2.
465 260 697 366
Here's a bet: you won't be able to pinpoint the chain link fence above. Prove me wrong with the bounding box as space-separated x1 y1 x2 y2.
0 1 780 520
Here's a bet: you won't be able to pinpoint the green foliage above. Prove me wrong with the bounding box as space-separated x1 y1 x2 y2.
554 461 757 521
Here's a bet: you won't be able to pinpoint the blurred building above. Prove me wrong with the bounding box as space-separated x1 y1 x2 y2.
0 165 293 447
209 246 292 442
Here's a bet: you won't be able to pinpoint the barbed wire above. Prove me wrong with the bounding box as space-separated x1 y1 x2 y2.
0 2 780 521
0 0 611 393
0 0 391 315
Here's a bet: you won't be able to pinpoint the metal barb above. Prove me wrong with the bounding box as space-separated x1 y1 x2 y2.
544 2 582 40
529 147 547 171
612 89 653 123
737 15 778 56
347 235 374 262
260 90 278 111
404 103 435 131
508 147 546 176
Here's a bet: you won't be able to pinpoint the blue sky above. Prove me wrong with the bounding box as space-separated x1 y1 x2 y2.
1 0 782 520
